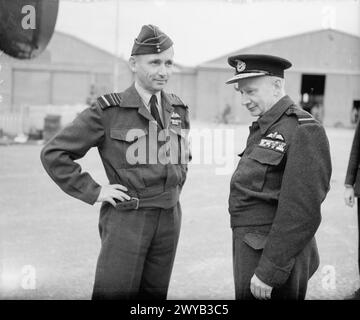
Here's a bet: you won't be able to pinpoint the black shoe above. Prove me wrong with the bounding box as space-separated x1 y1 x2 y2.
344 288 360 300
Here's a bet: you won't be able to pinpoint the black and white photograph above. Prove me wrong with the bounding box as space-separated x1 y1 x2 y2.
0 0 360 307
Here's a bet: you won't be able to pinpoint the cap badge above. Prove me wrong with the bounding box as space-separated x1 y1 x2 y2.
236 60 246 73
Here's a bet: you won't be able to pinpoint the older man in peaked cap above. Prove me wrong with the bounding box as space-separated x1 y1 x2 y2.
226 54 332 299
40 24 190 300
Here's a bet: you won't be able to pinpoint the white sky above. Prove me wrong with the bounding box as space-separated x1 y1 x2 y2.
55 0 360 66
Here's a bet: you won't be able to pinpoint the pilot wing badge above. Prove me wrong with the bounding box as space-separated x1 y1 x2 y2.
266 131 284 141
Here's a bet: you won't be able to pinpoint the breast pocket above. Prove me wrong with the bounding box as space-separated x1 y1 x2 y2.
110 128 148 168
237 146 285 192
166 126 191 164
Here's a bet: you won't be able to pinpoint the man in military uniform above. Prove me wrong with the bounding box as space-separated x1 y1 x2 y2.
40 25 190 300
226 54 332 299
344 118 360 300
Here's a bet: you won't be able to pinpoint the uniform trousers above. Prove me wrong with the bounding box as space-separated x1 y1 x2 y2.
357 199 360 276
92 202 181 300
232 225 319 300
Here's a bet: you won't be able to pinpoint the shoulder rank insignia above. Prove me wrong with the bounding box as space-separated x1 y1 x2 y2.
286 106 317 125
168 93 188 108
97 93 122 109
259 138 286 153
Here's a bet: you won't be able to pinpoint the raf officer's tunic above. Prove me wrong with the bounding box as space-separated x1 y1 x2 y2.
40 84 190 299
345 118 360 277
229 95 332 299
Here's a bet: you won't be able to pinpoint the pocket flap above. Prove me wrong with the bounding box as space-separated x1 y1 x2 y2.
170 127 188 138
110 128 148 142
248 146 284 166
243 232 268 250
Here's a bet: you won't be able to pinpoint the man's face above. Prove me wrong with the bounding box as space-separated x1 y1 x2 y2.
130 47 174 93
236 76 279 117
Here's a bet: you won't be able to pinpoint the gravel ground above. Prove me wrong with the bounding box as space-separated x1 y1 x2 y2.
0 122 358 300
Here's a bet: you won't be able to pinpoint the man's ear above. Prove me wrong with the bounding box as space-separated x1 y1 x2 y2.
129 56 137 72
273 78 283 96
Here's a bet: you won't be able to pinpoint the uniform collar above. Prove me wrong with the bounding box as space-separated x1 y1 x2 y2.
120 83 165 108
119 83 174 127
134 81 162 109
258 95 295 134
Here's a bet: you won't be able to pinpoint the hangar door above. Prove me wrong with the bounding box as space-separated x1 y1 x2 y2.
12 69 92 109
52 72 90 105
12 70 51 111
300 74 326 123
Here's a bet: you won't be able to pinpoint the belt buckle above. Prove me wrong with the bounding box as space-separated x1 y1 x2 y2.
131 197 139 210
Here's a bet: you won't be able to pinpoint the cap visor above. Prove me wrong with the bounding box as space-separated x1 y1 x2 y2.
225 72 267 84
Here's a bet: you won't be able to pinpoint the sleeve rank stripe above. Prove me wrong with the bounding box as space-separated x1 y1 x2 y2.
117 93 122 105
299 118 316 122
106 94 115 106
112 93 121 105
100 96 110 107
112 94 118 105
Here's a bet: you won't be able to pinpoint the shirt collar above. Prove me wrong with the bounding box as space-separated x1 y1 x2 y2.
258 95 295 134
134 81 161 109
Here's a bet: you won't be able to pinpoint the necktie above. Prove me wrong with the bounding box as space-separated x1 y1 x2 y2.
150 95 163 128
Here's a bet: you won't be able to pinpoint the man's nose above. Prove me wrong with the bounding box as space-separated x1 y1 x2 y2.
158 63 167 76
241 93 250 106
